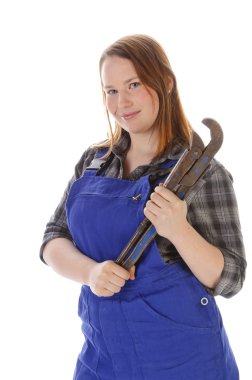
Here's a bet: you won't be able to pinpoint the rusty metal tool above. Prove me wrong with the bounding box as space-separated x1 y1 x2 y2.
115 118 223 269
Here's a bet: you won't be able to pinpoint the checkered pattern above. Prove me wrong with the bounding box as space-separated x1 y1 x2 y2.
40 133 246 298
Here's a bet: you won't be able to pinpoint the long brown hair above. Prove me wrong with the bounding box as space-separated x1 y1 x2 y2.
95 34 192 157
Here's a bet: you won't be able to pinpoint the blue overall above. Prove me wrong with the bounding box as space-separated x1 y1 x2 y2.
66 160 239 380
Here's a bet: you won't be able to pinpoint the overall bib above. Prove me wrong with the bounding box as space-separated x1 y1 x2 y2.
66 160 239 380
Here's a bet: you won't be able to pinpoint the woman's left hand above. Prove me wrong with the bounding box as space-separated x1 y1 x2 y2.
144 185 188 242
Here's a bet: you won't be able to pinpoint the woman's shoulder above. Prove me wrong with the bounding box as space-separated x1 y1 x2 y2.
203 158 233 182
185 158 234 205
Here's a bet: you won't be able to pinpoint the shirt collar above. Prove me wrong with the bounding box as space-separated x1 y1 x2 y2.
111 131 187 166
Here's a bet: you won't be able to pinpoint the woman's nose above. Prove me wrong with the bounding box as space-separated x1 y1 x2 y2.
117 91 133 108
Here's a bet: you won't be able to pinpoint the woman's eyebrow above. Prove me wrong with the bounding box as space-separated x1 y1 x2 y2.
103 77 139 90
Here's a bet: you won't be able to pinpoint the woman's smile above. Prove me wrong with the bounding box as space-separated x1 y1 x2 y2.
120 111 140 121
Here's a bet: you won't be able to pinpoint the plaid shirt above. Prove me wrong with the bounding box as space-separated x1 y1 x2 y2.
40 133 246 298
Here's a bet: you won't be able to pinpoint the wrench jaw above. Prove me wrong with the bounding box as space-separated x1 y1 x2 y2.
163 130 205 191
179 118 224 188
202 118 224 154
190 130 205 152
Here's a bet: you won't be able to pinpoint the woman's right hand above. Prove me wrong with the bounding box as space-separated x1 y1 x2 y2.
88 260 135 297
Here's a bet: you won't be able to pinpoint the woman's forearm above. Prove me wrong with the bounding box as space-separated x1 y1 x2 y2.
43 238 97 284
144 185 225 290
171 222 224 289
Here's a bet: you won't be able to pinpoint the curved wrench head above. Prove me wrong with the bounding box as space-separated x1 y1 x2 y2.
202 118 224 151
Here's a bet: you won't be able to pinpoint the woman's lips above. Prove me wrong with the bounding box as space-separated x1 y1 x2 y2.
121 111 140 121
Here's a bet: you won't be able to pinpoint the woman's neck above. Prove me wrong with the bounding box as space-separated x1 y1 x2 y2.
127 130 159 158
123 131 159 177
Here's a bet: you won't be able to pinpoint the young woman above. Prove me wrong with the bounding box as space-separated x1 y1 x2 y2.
41 34 246 379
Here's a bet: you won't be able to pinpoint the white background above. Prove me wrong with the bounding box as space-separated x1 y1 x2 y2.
0 0 251 379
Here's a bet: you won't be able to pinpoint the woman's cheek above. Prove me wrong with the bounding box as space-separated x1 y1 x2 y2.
106 98 117 117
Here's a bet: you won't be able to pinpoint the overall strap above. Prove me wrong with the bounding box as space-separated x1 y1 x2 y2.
159 158 178 172
150 158 178 188
85 147 113 176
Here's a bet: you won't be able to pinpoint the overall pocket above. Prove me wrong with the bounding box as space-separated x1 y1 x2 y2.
138 273 219 332
121 288 223 374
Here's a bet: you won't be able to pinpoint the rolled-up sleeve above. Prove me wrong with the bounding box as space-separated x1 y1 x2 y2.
186 159 246 298
40 148 96 264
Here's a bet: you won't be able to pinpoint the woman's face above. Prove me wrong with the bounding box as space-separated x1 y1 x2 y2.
101 56 159 137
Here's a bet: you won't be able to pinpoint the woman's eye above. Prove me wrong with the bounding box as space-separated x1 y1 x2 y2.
129 82 140 89
106 89 117 95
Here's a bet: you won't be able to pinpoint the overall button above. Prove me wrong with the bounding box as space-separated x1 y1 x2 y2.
200 297 208 306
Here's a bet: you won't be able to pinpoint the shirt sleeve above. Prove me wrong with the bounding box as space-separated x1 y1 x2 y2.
39 147 96 264
186 159 247 298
